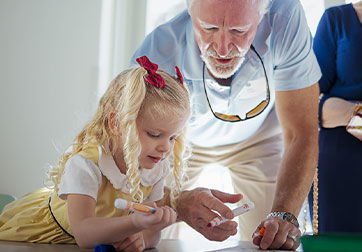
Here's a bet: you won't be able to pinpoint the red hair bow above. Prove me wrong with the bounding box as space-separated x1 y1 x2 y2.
136 56 166 88
175 66 184 84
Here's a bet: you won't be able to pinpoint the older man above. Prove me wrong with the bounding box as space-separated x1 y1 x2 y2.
131 0 321 250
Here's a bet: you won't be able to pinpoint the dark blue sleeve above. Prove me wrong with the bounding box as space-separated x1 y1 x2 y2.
313 10 336 125
313 10 337 95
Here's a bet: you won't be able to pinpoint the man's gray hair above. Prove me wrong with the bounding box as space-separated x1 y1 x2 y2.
186 0 272 20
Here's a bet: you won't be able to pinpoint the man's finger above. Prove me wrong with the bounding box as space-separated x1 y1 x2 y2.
199 225 237 241
259 220 279 250
201 195 234 220
202 190 242 219
211 189 243 203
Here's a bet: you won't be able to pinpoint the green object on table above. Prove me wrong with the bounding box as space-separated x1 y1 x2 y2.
301 233 362 252
0 194 16 213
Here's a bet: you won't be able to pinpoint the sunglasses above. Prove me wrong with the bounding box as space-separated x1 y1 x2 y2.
203 45 270 122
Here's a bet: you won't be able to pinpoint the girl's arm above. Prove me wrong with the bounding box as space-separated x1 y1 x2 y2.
67 194 176 249
112 229 161 251
142 228 162 249
67 194 140 248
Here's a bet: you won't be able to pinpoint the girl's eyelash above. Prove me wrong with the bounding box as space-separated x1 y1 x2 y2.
147 132 178 140
147 132 160 137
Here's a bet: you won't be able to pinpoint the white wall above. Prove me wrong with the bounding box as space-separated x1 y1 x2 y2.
0 0 102 198
0 0 148 198
324 0 346 8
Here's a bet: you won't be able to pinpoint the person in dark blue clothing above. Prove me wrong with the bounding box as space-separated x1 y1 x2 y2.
309 1 362 233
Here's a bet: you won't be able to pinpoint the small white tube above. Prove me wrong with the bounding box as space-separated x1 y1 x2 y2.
114 198 156 215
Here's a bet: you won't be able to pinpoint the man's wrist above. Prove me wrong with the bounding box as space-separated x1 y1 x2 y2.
267 211 299 228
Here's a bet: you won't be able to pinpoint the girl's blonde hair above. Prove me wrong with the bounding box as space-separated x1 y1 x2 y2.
46 66 190 208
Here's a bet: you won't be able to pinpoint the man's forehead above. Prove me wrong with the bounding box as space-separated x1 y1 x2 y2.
193 0 260 25
194 0 258 10
198 18 253 30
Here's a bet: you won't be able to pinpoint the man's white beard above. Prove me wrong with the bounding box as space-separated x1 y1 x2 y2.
201 55 245 79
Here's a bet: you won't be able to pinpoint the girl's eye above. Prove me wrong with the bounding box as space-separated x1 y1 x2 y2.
170 136 177 141
147 132 160 138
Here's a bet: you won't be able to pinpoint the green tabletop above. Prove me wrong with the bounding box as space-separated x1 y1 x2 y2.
301 233 362 252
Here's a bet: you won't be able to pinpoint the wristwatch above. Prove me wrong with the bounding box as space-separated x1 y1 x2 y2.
267 211 299 228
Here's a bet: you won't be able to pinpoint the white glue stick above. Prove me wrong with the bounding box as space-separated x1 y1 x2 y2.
114 198 156 215
207 202 255 227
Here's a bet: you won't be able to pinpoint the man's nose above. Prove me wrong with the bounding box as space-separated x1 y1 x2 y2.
213 31 233 57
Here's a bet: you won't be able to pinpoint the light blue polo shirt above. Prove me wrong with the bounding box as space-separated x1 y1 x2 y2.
130 0 321 147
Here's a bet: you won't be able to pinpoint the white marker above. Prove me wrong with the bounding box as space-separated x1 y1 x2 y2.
114 198 156 215
208 202 255 227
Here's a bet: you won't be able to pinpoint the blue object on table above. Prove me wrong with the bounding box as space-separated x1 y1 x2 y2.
94 244 116 252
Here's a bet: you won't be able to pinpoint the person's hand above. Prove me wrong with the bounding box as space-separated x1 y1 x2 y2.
112 232 145 252
252 216 301 250
130 203 177 231
322 97 356 128
176 187 243 241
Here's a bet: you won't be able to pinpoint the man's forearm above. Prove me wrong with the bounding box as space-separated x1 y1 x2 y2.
271 134 318 216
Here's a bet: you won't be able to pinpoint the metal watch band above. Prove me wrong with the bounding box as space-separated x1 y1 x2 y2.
267 211 299 228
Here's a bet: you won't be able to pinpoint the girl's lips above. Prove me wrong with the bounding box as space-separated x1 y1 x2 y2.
148 156 161 163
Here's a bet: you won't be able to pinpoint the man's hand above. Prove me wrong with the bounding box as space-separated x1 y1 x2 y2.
176 187 243 241
252 216 301 250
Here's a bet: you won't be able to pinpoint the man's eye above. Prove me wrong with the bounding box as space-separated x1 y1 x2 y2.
205 27 218 31
232 29 245 34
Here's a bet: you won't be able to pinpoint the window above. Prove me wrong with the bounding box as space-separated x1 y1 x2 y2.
300 0 325 36
145 0 186 36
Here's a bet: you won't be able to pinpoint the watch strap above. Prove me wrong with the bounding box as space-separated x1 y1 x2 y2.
267 211 299 228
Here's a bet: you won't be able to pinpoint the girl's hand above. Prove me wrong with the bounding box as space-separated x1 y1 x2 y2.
112 232 145 252
130 203 177 231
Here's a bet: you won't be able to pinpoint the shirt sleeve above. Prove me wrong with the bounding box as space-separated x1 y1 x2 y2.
58 154 103 200
272 2 322 90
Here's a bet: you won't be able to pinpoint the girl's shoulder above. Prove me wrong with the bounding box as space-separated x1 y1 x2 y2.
74 145 100 165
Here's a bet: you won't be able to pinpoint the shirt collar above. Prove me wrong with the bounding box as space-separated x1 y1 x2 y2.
97 146 169 193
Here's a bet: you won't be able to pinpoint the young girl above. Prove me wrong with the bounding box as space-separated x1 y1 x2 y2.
0 56 190 251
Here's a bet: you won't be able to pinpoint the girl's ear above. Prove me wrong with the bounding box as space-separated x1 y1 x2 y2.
108 111 119 135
